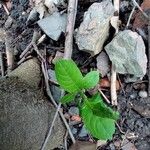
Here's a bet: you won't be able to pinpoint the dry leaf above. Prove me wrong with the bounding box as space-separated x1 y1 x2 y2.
100 78 120 91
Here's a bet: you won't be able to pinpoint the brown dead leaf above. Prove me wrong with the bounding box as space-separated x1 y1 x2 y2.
133 0 150 29
100 78 120 91
71 115 81 122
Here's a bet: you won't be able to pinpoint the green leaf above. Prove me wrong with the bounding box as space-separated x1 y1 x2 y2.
55 59 83 93
86 93 119 120
60 93 76 104
82 71 99 89
81 103 116 140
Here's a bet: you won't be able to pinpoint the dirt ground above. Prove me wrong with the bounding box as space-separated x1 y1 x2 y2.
0 0 150 150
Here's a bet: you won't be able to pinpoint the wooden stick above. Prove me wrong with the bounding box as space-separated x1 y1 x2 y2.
0 51 4 76
111 0 120 106
41 62 76 147
126 5 136 28
148 17 150 96
64 0 78 59
5 32 14 73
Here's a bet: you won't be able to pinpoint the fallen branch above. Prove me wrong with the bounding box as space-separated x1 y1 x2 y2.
5 31 14 73
0 51 4 76
126 5 136 28
148 16 150 96
111 0 120 106
64 0 78 59
41 0 78 148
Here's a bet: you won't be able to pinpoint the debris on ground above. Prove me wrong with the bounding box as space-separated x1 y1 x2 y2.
0 0 150 149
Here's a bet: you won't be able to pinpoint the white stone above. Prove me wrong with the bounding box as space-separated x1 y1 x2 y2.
138 91 148 98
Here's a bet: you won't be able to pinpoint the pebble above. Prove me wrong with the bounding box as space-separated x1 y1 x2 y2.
5 16 13 29
71 127 78 135
130 93 137 99
68 107 79 116
138 90 148 98
78 125 88 137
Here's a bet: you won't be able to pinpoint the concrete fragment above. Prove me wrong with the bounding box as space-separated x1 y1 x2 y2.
105 30 147 78
38 12 67 41
75 1 114 55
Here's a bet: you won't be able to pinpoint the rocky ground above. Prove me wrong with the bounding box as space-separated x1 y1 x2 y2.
0 0 150 150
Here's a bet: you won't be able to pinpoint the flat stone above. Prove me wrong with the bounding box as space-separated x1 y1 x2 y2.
38 12 67 41
0 75 65 149
75 1 114 55
105 30 147 78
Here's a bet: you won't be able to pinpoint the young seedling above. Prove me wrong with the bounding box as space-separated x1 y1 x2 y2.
55 59 119 140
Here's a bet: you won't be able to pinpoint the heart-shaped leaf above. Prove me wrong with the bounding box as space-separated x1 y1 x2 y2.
55 59 83 93
81 103 116 140
86 93 119 120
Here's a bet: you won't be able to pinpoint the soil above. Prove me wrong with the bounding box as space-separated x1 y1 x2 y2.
0 0 150 150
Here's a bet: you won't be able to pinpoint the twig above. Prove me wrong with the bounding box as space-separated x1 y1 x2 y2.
37 34 46 45
5 32 14 73
111 0 120 106
41 103 61 150
32 43 45 62
64 0 78 59
132 0 149 20
148 16 150 96
41 62 76 146
0 52 4 76
20 30 39 59
2 3 9 15
98 88 110 104
116 122 125 134
64 131 69 150
41 0 78 148
126 5 136 28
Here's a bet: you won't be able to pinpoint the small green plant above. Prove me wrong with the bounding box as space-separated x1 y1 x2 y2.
55 59 119 140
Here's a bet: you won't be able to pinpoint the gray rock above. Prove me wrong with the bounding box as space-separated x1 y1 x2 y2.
105 30 147 78
79 125 88 137
69 107 79 116
75 1 114 55
96 51 110 77
50 85 62 103
71 127 78 135
0 59 65 150
38 12 67 41
48 69 57 83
